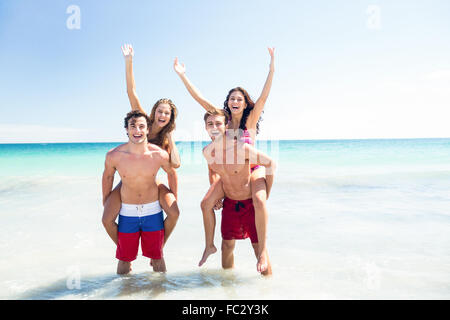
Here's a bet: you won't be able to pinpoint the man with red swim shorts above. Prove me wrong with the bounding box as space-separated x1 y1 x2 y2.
200 109 276 276
102 110 177 274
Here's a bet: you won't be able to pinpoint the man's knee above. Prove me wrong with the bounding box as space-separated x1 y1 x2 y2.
221 240 235 252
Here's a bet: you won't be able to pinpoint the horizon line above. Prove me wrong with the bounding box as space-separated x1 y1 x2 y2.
1 137 450 145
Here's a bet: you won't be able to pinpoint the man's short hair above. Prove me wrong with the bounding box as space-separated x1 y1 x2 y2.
203 109 230 124
124 110 150 128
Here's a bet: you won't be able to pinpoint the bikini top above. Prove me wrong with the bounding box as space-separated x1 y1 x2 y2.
228 121 254 145
241 128 254 145
228 123 261 170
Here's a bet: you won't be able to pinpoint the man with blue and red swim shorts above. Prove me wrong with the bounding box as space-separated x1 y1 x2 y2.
102 110 177 274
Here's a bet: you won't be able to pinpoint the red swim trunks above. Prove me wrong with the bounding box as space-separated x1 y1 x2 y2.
221 198 258 243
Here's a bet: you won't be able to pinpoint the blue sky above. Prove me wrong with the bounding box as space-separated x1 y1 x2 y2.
0 0 449 143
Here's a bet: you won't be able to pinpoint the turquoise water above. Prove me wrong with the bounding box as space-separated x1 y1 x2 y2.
0 139 449 299
2 138 450 172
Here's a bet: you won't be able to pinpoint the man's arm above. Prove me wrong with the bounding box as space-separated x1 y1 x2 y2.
208 166 220 185
167 132 181 168
246 144 277 197
203 144 221 185
102 151 117 206
160 150 178 199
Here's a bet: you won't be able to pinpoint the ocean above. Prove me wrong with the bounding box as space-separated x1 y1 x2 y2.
0 139 449 299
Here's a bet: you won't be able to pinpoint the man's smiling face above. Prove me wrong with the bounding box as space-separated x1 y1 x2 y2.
126 116 149 144
205 114 226 140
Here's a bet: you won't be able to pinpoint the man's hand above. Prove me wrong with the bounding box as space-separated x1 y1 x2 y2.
213 198 223 211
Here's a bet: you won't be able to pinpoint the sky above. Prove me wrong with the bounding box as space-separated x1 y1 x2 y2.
0 0 449 143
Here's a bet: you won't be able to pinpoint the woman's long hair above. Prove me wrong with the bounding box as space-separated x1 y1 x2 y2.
148 98 178 151
223 87 263 134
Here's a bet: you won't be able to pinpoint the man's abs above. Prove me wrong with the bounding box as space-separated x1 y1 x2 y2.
221 178 252 201
120 182 159 204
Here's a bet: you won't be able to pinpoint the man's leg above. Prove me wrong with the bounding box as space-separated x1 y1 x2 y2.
199 179 225 266
102 182 122 245
158 183 179 245
221 239 236 269
151 258 167 272
116 216 139 275
117 260 132 275
250 168 270 274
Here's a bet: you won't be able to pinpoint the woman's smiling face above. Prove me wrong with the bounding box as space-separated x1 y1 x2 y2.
227 90 247 115
154 103 172 128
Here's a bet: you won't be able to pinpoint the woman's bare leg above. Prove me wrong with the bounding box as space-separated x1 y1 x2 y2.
251 243 272 276
102 182 122 245
250 167 271 274
199 179 225 266
157 182 179 245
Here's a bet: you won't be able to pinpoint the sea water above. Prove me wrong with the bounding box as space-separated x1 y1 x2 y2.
0 139 449 299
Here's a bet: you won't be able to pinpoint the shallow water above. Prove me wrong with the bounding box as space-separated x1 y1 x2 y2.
1 139 449 299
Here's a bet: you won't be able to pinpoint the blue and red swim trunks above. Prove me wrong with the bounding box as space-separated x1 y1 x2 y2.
116 201 164 262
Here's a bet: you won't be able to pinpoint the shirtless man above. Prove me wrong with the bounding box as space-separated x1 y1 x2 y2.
102 110 177 274
199 109 276 276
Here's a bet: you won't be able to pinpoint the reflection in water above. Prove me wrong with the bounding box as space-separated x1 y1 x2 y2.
18 269 255 299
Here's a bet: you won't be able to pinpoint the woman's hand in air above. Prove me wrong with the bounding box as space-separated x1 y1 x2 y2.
173 57 186 76
121 44 134 61
268 47 275 71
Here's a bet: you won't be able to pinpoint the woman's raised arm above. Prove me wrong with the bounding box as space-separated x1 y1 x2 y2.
121 44 145 114
248 47 275 127
173 57 219 113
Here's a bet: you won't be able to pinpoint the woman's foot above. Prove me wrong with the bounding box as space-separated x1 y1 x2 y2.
257 249 272 276
198 245 217 266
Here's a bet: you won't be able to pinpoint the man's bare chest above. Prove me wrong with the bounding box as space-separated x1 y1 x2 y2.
210 160 249 176
117 155 159 178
